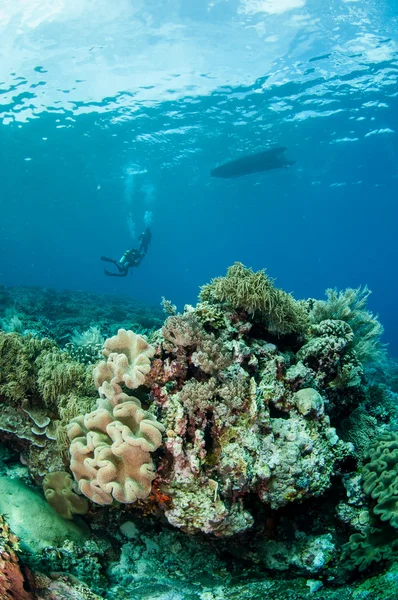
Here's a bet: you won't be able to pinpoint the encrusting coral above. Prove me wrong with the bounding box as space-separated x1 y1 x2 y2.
0 515 35 600
297 319 363 390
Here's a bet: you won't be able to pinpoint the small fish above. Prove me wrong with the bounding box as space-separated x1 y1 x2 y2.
210 147 295 179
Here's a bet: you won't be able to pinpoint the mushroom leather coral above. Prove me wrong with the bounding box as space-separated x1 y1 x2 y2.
67 396 164 505
93 329 155 391
362 432 398 528
43 471 88 520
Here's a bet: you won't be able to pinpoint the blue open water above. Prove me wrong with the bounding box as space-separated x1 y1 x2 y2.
1 0 397 353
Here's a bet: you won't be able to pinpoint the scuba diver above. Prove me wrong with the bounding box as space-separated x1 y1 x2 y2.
101 227 152 277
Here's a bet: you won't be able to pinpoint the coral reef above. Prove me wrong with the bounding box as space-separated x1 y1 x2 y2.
144 296 352 536
309 286 386 364
0 271 396 599
0 285 164 347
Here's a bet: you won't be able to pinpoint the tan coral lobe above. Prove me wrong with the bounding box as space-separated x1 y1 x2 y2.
68 329 164 506
68 395 164 505
94 328 155 391
43 470 88 520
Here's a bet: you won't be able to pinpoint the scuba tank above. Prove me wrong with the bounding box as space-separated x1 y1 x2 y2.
119 250 130 265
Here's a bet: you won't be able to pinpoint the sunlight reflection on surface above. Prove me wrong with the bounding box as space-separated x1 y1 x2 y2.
0 0 396 123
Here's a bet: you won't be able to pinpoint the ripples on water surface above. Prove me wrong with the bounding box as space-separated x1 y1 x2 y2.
1 0 397 351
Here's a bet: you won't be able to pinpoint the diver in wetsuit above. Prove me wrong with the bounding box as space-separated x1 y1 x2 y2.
101 227 152 277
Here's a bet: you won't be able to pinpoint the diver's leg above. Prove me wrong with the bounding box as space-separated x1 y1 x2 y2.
101 256 118 264
115 262 125 273
104 265 129 277
104 269 124 277
101 257 126 274
135 254 144 266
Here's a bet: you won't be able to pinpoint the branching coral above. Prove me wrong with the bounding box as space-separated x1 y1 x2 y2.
191 333 232 374
199 262 308 335
65 326 104 365
160 296 177 316
309 287 386 364
162 313 202 350
297 319 363 390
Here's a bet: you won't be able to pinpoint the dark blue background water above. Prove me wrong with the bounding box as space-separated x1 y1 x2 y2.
1 1 397 354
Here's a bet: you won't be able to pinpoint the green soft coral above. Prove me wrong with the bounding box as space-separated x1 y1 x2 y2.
0 332 56 403
0 331 95 409
0 331 98 467
200 262 308 335
36 349 95 407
